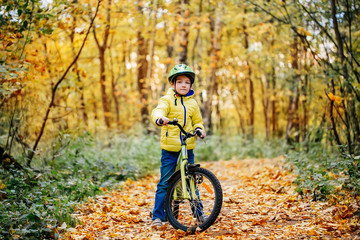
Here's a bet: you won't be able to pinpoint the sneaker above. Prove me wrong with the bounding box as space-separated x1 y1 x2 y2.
151 218 163 227
197 213 208 223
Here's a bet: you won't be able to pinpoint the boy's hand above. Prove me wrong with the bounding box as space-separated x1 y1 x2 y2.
198 129 206 138
158 117 169 125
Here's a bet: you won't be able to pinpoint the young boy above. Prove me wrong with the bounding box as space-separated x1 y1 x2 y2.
151 64 206 227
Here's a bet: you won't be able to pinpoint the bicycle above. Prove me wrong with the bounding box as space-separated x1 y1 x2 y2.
159 118 223 232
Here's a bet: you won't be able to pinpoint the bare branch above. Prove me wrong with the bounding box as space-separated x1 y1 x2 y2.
296 1 338 49
27 0 102 165
246 0 288 24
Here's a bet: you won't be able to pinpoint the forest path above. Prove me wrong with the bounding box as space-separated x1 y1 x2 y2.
63 157 359 239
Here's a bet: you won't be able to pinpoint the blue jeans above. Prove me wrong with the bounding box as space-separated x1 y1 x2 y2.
152 149 194 221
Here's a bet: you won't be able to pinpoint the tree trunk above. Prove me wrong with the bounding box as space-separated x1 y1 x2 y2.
147 0 158 102
260 74 270 140
330 0 359 153
302 74 308 141
93 0 112 128
243 14 255 138
191 0 202 68
109 50 120 126
162 20 176 95
136 1 149 125
178 0 190 64
203 2 222 133
232 91 246 135
70 16 88 126
270 64 278 137
286 35 300 144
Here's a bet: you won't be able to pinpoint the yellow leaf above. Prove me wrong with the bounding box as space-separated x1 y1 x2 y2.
0 180 5 190
298 27 312 36
328 92 342 103
110 233 118 237
334 96 342 104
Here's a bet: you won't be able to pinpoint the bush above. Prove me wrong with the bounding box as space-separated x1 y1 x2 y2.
285 142 360 201
0 132 161 239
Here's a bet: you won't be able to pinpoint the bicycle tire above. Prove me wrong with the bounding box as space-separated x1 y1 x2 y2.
164 167 222 232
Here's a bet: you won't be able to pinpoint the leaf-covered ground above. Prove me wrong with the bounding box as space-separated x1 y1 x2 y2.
62 157 360 239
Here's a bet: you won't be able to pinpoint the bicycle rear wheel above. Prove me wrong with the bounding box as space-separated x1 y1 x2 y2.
164 167 222 232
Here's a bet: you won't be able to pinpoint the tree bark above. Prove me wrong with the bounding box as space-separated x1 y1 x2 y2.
136 1 149 125
69 16 88 126
330 0 353 152
233 96 246 135
109 50 120 126
260 74 270 140
302 74 308 141
178 0 190 64
242 13 255 138
147 0 158 102
286 35 300 144
93 0 112 128
162 20 176 95
270 64 278 137
191 0 202 68
203 2 222 133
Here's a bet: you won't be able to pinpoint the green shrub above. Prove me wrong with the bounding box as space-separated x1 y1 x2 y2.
0 132 162 239
285 142 360 201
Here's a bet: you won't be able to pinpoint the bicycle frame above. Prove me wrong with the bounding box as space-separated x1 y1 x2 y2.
160 118 203 201
173 137 198 201
163 118 222 232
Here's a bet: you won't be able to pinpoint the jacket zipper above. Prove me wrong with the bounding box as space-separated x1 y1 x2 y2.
181 96 186 127
180 96 187 143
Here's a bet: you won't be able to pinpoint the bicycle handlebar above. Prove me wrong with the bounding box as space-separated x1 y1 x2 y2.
158 118 204 139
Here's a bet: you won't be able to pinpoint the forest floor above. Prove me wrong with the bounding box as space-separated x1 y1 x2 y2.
62 157 360 239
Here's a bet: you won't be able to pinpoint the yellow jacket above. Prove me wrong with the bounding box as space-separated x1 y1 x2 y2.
151 88 205 152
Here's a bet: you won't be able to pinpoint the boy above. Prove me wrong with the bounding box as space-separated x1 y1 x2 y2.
151 64 206 227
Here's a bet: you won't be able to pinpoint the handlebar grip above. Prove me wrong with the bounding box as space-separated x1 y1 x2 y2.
195 129 204 139
159 118 178 125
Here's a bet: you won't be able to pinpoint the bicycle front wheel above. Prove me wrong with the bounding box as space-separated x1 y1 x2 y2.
164 167 223 232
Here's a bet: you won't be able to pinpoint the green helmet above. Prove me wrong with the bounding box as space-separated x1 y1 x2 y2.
168 64 195 84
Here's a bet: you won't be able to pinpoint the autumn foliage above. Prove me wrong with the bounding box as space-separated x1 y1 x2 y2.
0 0 359 239
63 158 360 239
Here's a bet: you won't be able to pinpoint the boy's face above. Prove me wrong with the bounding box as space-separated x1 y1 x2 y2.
171 75 191 96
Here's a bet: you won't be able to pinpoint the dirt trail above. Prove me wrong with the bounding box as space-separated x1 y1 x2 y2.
63 157 359 239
